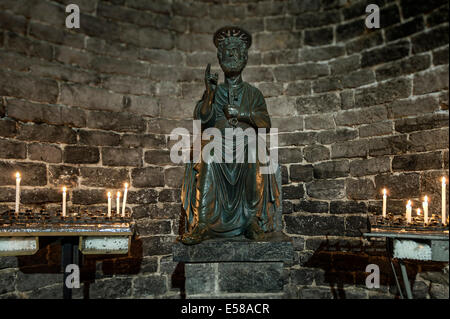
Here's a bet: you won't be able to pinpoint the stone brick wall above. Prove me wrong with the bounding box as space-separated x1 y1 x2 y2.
0 0 448 298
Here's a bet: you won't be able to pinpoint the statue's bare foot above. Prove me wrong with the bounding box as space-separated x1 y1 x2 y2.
244 217 265 240
180 222 210 245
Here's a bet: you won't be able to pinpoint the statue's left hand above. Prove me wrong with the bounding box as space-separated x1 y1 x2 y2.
224 105 239 119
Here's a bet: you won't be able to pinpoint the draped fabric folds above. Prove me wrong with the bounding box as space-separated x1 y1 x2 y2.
181 80 280 238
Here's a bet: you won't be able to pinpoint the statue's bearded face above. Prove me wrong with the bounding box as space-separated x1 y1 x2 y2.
217 37 248 76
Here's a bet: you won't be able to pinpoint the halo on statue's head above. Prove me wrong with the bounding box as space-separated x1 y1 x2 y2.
213 26 252 49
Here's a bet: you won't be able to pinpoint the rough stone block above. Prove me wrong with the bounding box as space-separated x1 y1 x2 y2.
79 130 121 146
48 165 78 188
86 110 146 133
0 69 58 103
355 78 411 108
349 157 391 177
282 185 305 200
173 233 293 263
346 32 383 55
0 119 17 138
304 145 330 163
80 167 128 188
274 63 329 82
388 96 439 119
17 123 77 144
359 121 393 138
317 128 358 145
376 54 431 81
392 152 442 171
368 135 408 156
0 161 47 186
412 25 449 54
296 93 340 115
218 262 284 293
306 179 346 199
102 147 142 167
374 173 420 199
127 189 158 205
131 167 164 188
290 165 313 182
361 41 410 67
132 275 167 297
284 214 345 236
331 140 368 159
294 200 329 214
89 277 132 299
305 27 333 46
185 263 216 295
27 143 62 163
408 129 449 152
335 105 388 127
413 66 449 95
0 139 26 159
63 146 99 164
346 178 377 200
314 160 349 179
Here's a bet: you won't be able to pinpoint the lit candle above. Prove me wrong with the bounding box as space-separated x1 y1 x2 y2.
116 191 121 216
62 187 67 217
382 188 387 218
107 192 112 218
122 183 128 217
442 177 447 225
422 196 428 225
15 172 21 214
417 208 421 216
406 200 412 224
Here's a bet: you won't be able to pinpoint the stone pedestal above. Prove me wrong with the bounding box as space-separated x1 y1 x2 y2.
173 232 293 298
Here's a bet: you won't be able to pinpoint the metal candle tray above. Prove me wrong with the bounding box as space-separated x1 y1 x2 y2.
369 213 449 232
0 209 134 236
0 209 135 256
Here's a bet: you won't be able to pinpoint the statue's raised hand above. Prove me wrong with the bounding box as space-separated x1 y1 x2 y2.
205 63 218 96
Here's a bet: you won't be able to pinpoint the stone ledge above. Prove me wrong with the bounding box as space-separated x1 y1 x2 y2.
173 232 293 263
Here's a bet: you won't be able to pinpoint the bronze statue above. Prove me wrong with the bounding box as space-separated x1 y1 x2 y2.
180 26 280 245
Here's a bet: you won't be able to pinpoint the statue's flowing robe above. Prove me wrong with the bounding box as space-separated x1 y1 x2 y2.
181 81 280 237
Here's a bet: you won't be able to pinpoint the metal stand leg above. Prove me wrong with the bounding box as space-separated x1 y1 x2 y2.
62 237 75 300
386 238 404 299
399 261 413 299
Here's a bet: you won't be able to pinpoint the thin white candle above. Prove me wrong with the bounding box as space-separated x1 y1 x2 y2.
422 196 428 225
406 200 412 224
442 177 447 225
62 187 67 217
107 192 112 218
15 172 21 214
122 183 128 217
382 188 387 218
116 191 121 216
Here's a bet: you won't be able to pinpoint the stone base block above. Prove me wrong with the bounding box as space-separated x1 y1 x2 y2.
173 232 293 298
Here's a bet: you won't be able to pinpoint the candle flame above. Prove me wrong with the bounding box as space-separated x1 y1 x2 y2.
407 200 412 207
383 188 387 195
107 192 111 197
124 182 128 188
62 186 67 192
16 172 20 179
417 208 421 215
117 191 121 197
424 195 428 203
443 177 446 185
